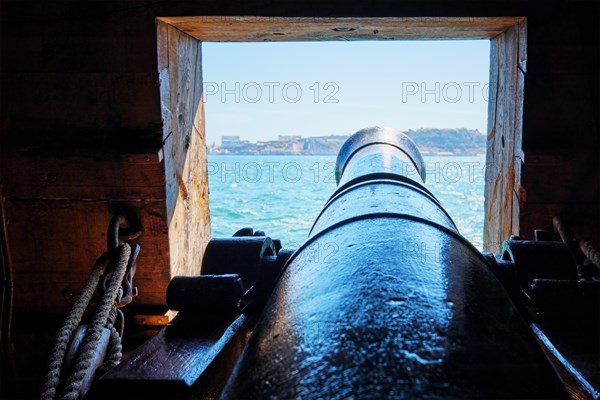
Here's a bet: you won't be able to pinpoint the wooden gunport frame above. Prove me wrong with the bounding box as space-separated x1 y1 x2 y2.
156 16 526 260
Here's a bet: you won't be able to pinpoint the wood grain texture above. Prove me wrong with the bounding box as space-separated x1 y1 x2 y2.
0 71 162 148
5 199 170 313
157 21 212 280
90 314 249 399
520 151 600 204
532 324 600 400
1 149 165 201
483 22 526 253
1 147 171 313
157 16 525 41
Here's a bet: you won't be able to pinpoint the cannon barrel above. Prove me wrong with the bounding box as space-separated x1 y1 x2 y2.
220 127 564 399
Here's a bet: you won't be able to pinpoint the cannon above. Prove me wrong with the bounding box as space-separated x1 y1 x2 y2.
91 127 600 399
219 127 564 399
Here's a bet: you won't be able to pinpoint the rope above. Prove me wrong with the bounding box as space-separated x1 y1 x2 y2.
58 243 131 400
580 240 600 269
104 326 123 370
99 305 123 372
40 255 110 400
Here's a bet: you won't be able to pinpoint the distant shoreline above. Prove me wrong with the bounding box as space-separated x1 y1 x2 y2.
207 151 486 156
209 128 486 157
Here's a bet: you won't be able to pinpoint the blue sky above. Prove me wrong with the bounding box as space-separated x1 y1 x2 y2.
202 40 490 145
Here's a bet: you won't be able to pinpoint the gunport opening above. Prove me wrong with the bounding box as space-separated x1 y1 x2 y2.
156 17 526 260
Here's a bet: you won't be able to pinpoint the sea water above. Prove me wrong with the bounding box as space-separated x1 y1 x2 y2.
207 154 486 249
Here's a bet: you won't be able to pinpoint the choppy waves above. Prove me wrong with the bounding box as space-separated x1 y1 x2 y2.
208 155 486 250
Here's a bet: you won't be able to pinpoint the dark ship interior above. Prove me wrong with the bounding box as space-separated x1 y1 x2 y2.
1 1 599 399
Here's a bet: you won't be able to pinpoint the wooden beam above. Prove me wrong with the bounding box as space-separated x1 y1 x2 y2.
483 20 526 252
520 151 600 204
157 16 525 42
90 314 250 399
1 149 165 201
5 199 170 313
1 147 171 313
156 15 529 256
157 20 211 281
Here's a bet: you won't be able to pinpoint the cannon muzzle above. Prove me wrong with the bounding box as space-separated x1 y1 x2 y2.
220 127 564 399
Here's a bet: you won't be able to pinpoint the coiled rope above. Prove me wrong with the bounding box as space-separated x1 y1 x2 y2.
41 243 131 400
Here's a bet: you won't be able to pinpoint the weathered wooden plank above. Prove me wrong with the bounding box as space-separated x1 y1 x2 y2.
5 199 170 313
532 324 600 400
1 71 162 147
157 23 211 280
157 19 172 138
483 23 525 253
496 24 516 247
517 20 527 73
157 16 525 41
520 10 597 150
520 151 600 204
503 24 520 241
1 35 156 73
513 19 527 180
189 41 212 274
90 314 249 399
1 150 165 201
522 72 599 149
483 30 504 253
